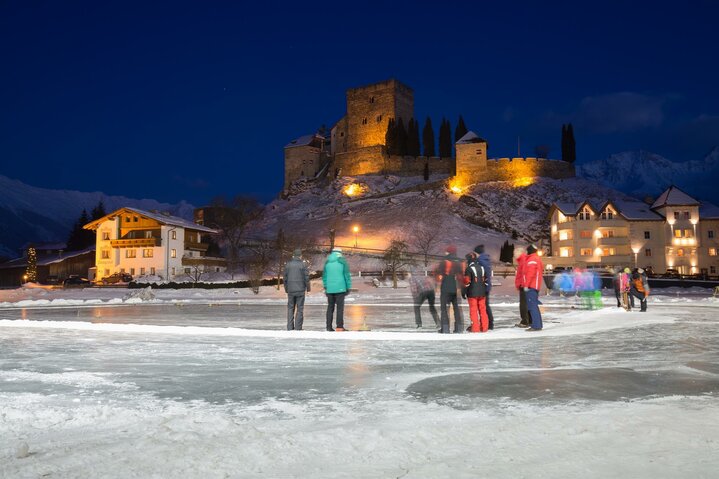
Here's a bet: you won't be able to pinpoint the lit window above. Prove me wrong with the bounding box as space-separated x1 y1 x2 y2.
559 230 573 240
684 229 693 238
674 229 682 238
580 230 592 239
102 232 110 240
602 247 616 256
171 231 177 240
644 231 650 239
579 207 592 220
559 247 573 257
580 248 592 256
677 249 685 257
143 249 153 258
171 249 177 258
126 249 136 258
601 230 614 238
145 231 153 239
645 248 652 257
709 248 718 257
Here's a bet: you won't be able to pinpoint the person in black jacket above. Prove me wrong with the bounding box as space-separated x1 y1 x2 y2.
463 253 489 332
283 249 311 330
473 245 494 330
435 245 465 333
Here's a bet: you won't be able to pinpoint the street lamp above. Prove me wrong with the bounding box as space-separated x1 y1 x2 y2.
353 225 360 248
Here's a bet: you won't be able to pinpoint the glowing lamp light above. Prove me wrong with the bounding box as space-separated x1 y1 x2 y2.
631 246 641 255
343 183 360 196
690 218 698 225
594 247 603 256
537 250 543 256
352 225 360 234
594 230 602 239
512 177 534 187
667 218 675 225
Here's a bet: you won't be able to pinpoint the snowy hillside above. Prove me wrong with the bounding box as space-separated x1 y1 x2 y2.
577 148 719 201
0 175 195 258
250 175 637 261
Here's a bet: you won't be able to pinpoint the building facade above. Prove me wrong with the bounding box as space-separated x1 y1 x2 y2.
84 207 222 281
546 186 719 275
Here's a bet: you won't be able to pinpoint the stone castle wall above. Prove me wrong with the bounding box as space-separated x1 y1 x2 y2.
483 157 575 182
334 146 453 177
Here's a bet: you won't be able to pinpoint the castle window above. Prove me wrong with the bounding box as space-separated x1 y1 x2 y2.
340 132 344 137
362 118 368 125
476 149 482 155
369 96 375 103
709 230 715 239
376 115 382 123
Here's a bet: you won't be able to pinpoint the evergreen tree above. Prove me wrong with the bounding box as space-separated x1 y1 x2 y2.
439 118 452 157
561 124 568 162
566 123 576 163
499 241 515 263
396 118 408 156
66 209 95 251
91 200 106 220
25 247 37 282
422 117 435 157
406 118 420 156
385 118 397 155
454 115 468 142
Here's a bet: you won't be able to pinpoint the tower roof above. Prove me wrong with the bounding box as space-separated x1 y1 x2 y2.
456 131 487 144
650 185 700 209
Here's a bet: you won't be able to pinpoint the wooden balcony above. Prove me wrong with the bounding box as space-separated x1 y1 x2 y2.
185 242 209 252
110 238 161 248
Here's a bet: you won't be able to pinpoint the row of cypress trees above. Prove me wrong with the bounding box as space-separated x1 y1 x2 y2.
385 116 468 157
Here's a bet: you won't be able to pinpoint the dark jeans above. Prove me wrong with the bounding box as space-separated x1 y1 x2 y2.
414 290 440 327
326 292 346 330
519 288 530 325
526 288 543 329
287 292 305 330
486 292 494 330
440 291 463 333
630 287 647 311
614 288 622 307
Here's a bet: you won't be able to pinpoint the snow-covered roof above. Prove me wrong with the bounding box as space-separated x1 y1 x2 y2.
84 207 217 233
0 246 95 270
699 202 719 220
284 134 325 149
456 131 487 144
614 201 664 220
651 185 699 209
553 202 582 215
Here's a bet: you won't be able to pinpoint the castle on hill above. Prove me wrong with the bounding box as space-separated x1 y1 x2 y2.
284 79 575 190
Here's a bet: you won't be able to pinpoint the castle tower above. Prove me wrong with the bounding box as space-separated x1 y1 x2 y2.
335 79 414 154
455 131 488 184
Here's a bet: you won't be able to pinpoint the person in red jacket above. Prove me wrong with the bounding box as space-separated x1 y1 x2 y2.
514 251 530 327
523 244 544 331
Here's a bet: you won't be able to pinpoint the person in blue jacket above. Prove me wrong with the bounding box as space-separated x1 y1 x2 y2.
322 247 352 331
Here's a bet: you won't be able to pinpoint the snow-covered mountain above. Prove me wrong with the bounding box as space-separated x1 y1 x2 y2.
577 148 719 202
0 175 195 259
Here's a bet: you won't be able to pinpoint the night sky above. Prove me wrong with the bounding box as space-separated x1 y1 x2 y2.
2 1 718 206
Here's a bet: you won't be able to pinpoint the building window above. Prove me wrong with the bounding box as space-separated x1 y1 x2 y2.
104 269 110 276
558 230 573 240
144 231 152 239
102 232 110 240
677 249 684 257
101 250 110 259
133 216 139 222
674 211 680 220
184 268 191 274
126 249 136 258
645 248 652 257
580 248 592 256
126 216 131 222
129 268 135 276
684 229 693 238
369 96 375 103
601 230 614 238
709 230 715 239
376 115 382 122
602 247 616 256
578 207 592 220
171 230 177 240
580 230 592 239
143 249 153 258
559 247 573 257
150 267 155 275
171 249 177 258
711 266 717 274
362 118 368 125
600 207 615 220
684 211 690 220
644 231 650 239
140 268 145 275
709 248 718 256
171 267 176 275
674 229 682 238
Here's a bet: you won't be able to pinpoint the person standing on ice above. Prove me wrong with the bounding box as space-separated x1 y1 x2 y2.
322 247 351 331
473 245 495 330
629 268 650 312
514 248 530 328
435 245 465 333
283 249 311 331
409 267 440 329
463 253 489 332
523 244 544 331
620 267 632 311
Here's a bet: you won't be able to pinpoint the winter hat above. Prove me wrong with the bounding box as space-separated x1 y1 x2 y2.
474 244 485 255
623 267 631 273
526 244 537 255
638 268 645 274
293 249 302 258
446 245 457 255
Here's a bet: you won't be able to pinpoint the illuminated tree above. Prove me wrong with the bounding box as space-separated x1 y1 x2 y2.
422 117 435 157
382 238 414 288
25 247 37 282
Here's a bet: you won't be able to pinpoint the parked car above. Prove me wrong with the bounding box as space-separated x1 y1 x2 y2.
661 269 680 279
101 272 133 284
63 275 91 288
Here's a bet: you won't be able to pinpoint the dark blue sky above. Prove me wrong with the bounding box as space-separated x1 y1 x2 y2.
2 1 718 205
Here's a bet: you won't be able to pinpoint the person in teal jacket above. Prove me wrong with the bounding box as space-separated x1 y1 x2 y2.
322 247 352 331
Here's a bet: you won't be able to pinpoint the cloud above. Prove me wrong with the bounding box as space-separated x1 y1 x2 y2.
573 92 665 133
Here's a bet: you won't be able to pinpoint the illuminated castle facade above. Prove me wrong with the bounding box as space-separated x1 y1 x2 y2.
283 79 575 189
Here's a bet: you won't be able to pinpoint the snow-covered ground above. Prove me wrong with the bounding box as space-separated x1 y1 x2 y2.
1 282 718 478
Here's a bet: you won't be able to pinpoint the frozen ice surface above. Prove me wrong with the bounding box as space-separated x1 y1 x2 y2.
1 290 719 477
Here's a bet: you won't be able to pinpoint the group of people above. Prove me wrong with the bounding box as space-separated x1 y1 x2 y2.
614 267 650 312
283 243 545 333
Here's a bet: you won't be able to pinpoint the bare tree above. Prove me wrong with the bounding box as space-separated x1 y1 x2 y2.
185 263 207 286
275 228 285 290
382 238 415 288
246 241 273 295
411 216 444 267
205 196 263 278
